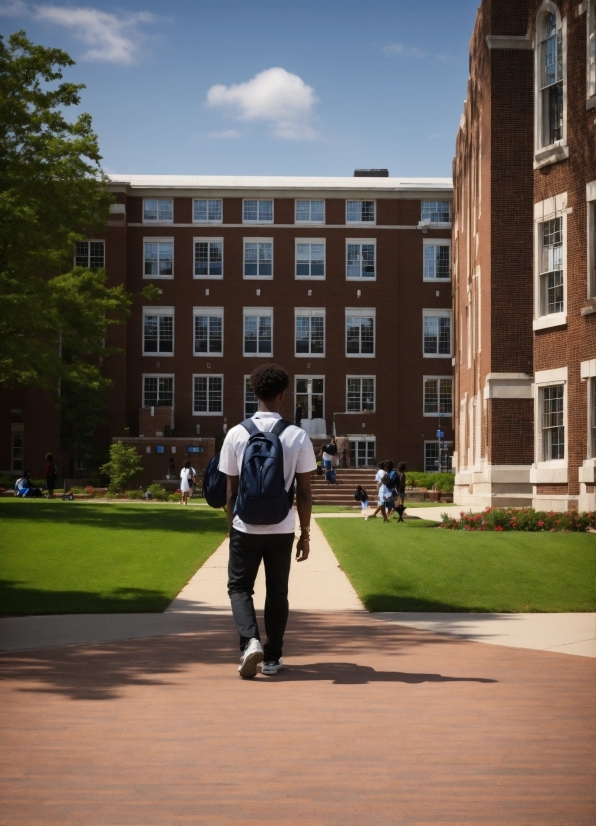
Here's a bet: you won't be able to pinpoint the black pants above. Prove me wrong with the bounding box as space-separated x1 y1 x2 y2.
227 529 294 660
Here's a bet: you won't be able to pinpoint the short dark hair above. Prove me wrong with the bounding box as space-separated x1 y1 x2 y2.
45 453 53 461
250 363 289 401
183 459 191 469
385 460 394 471
378 461 385 469
398 462 407 472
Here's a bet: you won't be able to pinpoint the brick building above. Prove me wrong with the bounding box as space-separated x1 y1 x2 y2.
453 0 596 512
1 173 455 484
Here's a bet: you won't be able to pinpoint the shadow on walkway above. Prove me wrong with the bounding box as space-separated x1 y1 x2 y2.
263 661 497 685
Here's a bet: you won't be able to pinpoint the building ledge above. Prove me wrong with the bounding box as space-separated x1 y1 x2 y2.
486 33 533 50
530 463 568 484
533 143 569 170
484 373 533 400
533 312 567 331
580 303 596 317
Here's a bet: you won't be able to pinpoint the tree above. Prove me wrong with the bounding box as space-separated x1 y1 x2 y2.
100 442 143 492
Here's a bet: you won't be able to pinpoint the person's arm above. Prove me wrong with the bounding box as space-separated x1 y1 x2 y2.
295 471 312 562
226 475 239 535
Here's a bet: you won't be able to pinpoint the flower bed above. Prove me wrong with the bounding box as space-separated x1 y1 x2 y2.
440 507 595 532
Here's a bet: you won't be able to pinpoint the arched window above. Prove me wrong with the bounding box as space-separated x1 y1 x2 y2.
539 11 563 147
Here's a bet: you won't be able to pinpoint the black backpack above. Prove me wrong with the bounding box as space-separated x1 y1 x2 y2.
236 418 292 525
203 454 227 508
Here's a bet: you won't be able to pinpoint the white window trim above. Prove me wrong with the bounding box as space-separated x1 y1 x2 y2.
424 440 454 473
345 239 377 281
73 239 105 268
531 366 568 479
142 373 175 409
345 375 376 413
244 375 258 419
11 432 23 472
295 238 326 280
345 308 376 358
294 375 326 420
193 307 224 357
243 238 274 280
586 0 596 105
533 194 568 329
423 375 454 418
143 237 174 280
345 200 376 226
294 200 325 225
533 3 569 168
142 306 174 357
422 237 452 282
192 373 224 416
192 199 223 224
587 181 596 299
142 198 173 224
193 237 224 280
242 199 274 224
243 306 274 357
422 308 453 358
294 308 326 358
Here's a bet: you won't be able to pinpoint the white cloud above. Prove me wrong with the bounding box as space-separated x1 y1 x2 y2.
206 67 319 140
381 42 427 58
0 0 28 15
207 129 241 139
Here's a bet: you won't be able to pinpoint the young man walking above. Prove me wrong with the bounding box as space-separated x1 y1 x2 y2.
218 363 317 679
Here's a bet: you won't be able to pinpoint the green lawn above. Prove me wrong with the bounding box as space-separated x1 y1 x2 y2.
0 499 227 615
316 517 596 612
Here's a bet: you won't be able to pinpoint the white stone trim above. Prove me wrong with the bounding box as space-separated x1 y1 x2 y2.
486 33 533 49
532 368 568 478
533 193 568 326
534 5 568 166
483 373 533 400
587 183 596 298
535 366 568 383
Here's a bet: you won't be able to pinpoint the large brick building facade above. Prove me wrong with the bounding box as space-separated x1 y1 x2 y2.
453 0 596 512
1 174 455 483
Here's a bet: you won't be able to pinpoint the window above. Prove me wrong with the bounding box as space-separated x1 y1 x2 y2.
350 439 376 467
346 310 375 356
421 201 451 223
425 441 453 472
541 385 565 460
143 199 173 222
296 241 325 278
424 377 453 415
540 217 564 314
143 308 174 355
587 192 596 299
243 309 273 355
11 433 23 472
346 241 376 279
423 240 451 280
346 201 375 223
244 240 273 278
295 200 325 223
194 239 223 279
295 309 325 356
144 240 173 279
589 1 596 100
346 377 375 412
75 240 105 269
539 12 563 148
193 375 223 415
244 376 258 418
295 377 325 420
193 199 222 223
590 378 596 459
143 375 174 407
193 308 223 355
243 200 273 223
423 310 452 356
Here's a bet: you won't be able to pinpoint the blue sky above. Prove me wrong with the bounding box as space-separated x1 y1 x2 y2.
0 0 479 177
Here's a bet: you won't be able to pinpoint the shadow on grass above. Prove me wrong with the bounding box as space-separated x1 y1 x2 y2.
362 594 502 613
0 579 173 615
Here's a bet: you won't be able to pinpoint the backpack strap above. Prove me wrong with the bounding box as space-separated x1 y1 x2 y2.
240 418 259 436
271 418 292 437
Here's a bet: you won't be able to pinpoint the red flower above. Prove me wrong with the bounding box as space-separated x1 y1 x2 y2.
495 525 504 532
538 520 544 527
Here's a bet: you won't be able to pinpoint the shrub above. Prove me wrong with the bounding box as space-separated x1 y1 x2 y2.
99 442 143 492
168 491 182 503
125 489 145 500
147 483 168 501
440 507 595 532
70 486 88 495
406 472 455 494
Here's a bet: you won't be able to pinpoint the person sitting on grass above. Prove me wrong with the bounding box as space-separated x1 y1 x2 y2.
15 471 42 498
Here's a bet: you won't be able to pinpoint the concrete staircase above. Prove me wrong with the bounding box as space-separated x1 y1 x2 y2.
311 467 378 507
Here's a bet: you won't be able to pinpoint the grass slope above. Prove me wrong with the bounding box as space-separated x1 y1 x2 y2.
0 500 227 615
317 517 596 612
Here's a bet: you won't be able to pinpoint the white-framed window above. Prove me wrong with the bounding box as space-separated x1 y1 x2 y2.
295 376 325 420
244 376 258 418
346 240 376 279
194 238 223 279
75 240 105 269
143 375 174 408
193 374 223 415
143 307 174 356
532 368 568 481
346 201 375 224
587 183 596 299
424 441 453 472
193 199 222 223
534 194 567 329
588 0 596 101
346 309 375 357
193 307 223 356
423 309 452 357
295 309 325 357
346 376 376 412
144 239 173 279
423 377 453 416
423 239 451 280
143 198 173 223
349 437 376 467
295 240 325 279
590 377 596 458
295 200 325 223
540 384 565 460
421 201 451 224
243 199 273 223
534 4 567 162
244 239 273 279
11 433 23 472
243 308 273 356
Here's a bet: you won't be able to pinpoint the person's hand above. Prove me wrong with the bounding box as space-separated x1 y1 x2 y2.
296 536 310 561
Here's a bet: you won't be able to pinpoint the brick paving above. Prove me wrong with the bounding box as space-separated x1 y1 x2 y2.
1 610 594 826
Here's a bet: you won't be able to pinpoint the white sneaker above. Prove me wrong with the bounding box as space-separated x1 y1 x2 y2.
238 638 264 679
262 658 284 676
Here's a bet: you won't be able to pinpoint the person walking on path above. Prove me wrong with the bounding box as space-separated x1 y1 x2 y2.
219 363 316 679
295 404 302 428
370 461 389 521
180 460 196 505
396 462 407 522
44 453 58 499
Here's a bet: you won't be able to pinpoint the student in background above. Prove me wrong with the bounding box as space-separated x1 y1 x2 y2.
180 460 196 506
396 462 407 522
370 461 388 521
355 485 369 518
44 453 58 499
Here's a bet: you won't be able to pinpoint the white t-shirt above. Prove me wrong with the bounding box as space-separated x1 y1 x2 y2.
180 467 196 492
218 411 317 534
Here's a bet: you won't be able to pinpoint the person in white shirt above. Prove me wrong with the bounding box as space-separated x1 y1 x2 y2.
370 460 389 522
218 363 317 679
179 460 196 505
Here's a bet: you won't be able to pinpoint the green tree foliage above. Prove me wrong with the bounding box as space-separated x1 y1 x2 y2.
100 442 143 492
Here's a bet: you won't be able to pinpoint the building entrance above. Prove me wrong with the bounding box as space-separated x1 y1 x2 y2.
349 438 376 467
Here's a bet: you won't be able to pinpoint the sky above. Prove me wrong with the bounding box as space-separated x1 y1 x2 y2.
0 0 479 178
